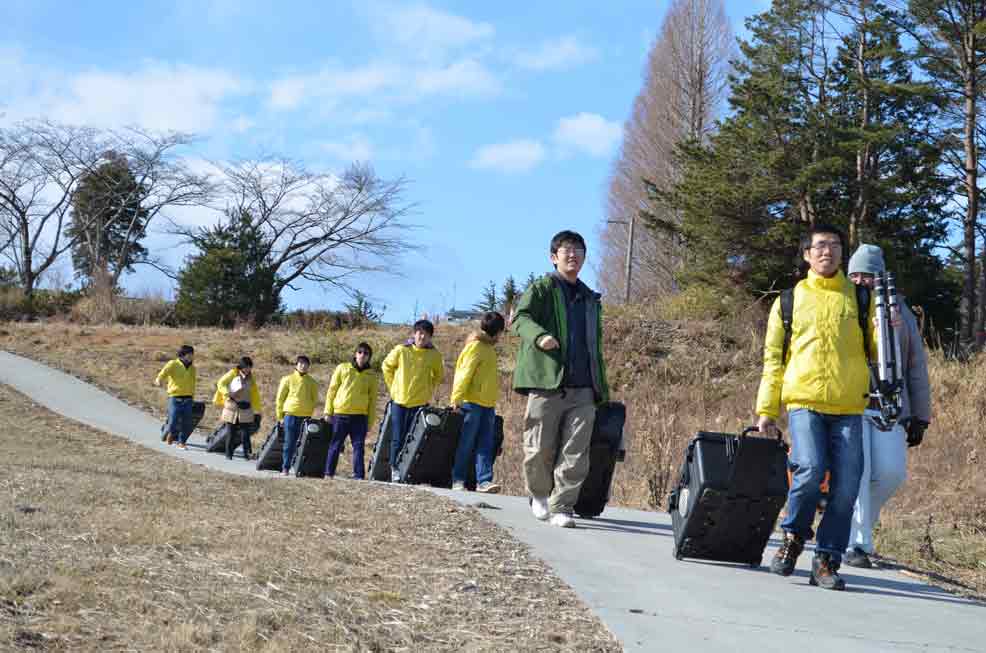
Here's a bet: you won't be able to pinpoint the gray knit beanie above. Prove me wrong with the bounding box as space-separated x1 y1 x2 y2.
848 244 885 275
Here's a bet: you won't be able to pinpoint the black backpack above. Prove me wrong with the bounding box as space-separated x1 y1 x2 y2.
779 284 871 364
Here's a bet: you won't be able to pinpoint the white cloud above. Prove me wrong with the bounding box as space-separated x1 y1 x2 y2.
0 54 247 133
469 140 546 173
512 36 598 71
322 135 375 163
553 112 622 157
413 59 500 96
371 3 494 59
268 58 498 112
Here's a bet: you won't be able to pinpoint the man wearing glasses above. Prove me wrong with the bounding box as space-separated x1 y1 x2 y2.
756 223 874 590
512 230 610 528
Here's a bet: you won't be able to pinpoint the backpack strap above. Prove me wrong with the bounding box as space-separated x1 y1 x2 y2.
780 288 794 364
856 284 871 362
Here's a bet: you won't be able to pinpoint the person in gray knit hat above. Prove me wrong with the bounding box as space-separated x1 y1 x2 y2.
845 244 932 569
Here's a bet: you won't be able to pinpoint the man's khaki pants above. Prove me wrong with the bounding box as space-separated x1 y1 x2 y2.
522 388 597 513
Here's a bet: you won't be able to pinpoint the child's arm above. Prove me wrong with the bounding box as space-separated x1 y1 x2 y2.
366 372 378 427
250 378 262 413
431 352 445 397
154 360 173 387
324 366 342 417
450 345 478 407
275 376 289 421
381 346 399 390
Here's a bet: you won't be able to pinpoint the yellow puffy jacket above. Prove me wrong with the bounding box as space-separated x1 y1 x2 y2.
450 332 499 408
381 343 444 407
276 371 319 420
756 270 876 419
155 359 196 397
324 362 378 426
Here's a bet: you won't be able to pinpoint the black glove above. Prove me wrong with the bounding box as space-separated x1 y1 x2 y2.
905 419 929 448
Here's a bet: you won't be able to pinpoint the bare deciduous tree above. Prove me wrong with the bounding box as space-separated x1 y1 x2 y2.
0 121 103 303
0 121 212 311
176 158 417 298
599 0 733 302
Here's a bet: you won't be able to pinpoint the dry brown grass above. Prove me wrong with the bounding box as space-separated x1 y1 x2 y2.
2 308 985 597
0 383 620 651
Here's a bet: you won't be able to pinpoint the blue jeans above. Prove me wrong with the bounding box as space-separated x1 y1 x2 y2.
282 415 305 472
783 409 864 563
166 397 194 444
389 403 422 468
452 403 496 485
325 414 368 478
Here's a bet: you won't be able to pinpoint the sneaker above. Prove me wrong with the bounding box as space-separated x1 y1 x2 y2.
281 470 290 477
810 553 847 591
476 481 501 494
391 469 400 483
530 496 550 521
177 443 187 450
451 481 466 491
770 532 805 577
843 547 873 569
550 512 576 528
165 434 175 445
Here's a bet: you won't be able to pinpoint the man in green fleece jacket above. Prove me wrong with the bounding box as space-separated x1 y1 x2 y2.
512 230 609 528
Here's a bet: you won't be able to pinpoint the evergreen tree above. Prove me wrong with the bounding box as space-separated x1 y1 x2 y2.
67 152 149 288
524 272 538 290
473 280 498 312
659 0 957 326
500 276 519 315
175 209 283 327
345 290 382 326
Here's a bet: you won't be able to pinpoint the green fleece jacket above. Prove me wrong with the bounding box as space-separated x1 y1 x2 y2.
511 274 609 402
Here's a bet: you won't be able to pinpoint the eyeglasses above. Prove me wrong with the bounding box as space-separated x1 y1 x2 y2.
808 241 842 252
556 246 586 258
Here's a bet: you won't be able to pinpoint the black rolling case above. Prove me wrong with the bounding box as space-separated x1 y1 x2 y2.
160 400 206 441
205 423 241 454
574 402 627 518
256 423 285 471
464 415 506 491
368 401 394 481
292 418 331 478
669 427 789 567
393 407 463 487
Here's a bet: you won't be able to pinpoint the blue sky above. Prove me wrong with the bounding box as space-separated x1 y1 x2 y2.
1 0 768 322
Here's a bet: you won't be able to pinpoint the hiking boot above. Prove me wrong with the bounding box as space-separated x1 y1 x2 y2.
770 532 805 576
477 481 501 494
810 553 847 591
843 547 873 569
451 481 466 491
530 496 550 521
550 512 576 528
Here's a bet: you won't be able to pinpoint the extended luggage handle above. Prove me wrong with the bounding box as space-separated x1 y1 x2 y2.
740 425 789 452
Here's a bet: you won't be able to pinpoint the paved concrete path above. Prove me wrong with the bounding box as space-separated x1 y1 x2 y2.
1 351 982 652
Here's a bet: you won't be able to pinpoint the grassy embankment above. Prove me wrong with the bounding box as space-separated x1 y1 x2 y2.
1 300 984 597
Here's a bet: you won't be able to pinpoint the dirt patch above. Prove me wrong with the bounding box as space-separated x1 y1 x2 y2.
0 384 620 651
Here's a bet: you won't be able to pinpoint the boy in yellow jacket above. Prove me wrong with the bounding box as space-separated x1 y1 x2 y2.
276 355 319 475
214 357 263 460
154 344 197 448
381 320 444 480
450 312 506 493
324 343 378 479
756 223 876 591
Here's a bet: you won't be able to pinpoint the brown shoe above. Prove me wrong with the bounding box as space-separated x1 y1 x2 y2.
165 434 175 445
770 532 805 577
810 553 846 590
